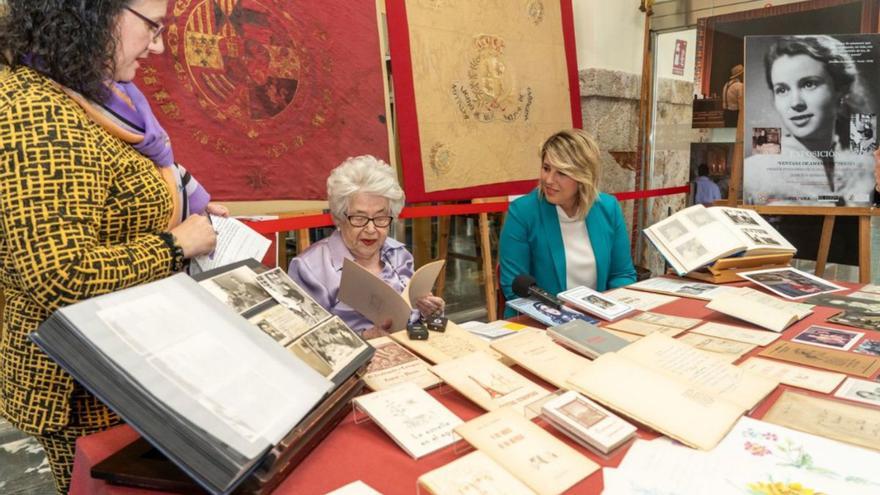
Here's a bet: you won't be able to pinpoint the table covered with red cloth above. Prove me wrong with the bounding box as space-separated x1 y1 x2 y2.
70 280 876 494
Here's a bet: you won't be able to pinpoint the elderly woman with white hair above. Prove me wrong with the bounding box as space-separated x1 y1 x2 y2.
288 155 445 338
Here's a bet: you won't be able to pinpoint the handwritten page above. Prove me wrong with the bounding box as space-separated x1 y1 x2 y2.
454 408 598 495
689 321 780 346
390 321 503 364
738 357 845 394
763 390 880 452
193 215 271 271
619 333 777 411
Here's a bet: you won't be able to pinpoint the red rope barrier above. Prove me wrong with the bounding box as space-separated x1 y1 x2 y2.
241 186 689 235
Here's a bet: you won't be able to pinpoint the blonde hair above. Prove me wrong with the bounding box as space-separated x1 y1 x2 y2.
539 129 601 218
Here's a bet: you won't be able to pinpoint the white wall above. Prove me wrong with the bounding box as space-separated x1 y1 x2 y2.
572 0 645 74
654 28 697 82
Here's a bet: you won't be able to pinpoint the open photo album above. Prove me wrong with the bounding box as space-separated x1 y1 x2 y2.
643 205 795 275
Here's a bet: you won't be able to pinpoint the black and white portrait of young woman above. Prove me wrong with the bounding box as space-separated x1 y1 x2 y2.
744 34 880 206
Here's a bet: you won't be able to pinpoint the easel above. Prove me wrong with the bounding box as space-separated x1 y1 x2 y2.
434 197 506 322
728 92 877 284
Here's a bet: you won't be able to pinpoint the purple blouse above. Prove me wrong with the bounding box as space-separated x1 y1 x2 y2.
288 230 415 333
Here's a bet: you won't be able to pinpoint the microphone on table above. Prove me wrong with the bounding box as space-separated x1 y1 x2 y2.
512 274 562 309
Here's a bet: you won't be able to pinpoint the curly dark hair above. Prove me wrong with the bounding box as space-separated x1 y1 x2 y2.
0 0 129 102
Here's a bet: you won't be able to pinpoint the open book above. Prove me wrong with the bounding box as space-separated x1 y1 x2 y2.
339 258 445 331
566 333 778 450
30 272 335 494
644 205 795 275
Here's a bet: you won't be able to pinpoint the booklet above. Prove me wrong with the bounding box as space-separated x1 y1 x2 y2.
417 450 537 495
361 336 441 391
339 258 446 331
546 319 631 359
542 390 637 455
489 328 593 389
557 286 634 321
643 204 796 275
505 297 598 327
353 382 462 459
706 287 812 332
628 277 737 301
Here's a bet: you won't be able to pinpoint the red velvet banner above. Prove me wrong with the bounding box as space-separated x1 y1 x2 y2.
137 0 389 201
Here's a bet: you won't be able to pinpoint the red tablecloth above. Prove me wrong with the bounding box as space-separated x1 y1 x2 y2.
71 280 877 495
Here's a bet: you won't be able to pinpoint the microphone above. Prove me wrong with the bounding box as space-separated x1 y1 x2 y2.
512 274 562 309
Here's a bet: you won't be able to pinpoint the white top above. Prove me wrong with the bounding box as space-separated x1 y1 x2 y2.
557 206 597 290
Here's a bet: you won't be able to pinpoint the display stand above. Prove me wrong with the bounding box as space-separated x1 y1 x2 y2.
684 252 794 284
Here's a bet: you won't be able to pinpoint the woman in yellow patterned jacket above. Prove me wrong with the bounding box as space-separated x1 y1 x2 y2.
0 1 218 492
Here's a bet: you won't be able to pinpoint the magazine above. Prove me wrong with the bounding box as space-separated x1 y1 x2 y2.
643 205 795 275
505 297 598 326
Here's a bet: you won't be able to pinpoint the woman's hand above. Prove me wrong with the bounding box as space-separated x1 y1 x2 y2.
169 214 216 258
362 319 392 340
205 202 229 217
415 293 445 317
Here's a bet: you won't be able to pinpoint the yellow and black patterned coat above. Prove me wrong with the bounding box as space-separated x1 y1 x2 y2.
0 66 177 435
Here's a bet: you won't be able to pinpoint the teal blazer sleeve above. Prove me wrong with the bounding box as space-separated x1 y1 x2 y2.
499 190 636 316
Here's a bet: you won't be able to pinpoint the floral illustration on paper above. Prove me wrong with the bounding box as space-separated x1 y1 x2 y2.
745 480 822 495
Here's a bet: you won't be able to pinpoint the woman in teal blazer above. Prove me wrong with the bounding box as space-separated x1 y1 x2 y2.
499 129 636 316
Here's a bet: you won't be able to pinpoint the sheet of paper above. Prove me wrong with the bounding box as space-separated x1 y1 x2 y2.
417 450 536 495
738 357 846 394
758 340 880 377
618 333 777 411
848 291 880 301
353 383 462 459
430 351 550 418
402 259 446 306
677 333 755 360
763 390 880 452
628 277 738 301
390 321 503 363
490 329 592 389
833 377 880 407
689 321 780 346
193 215 271 271
606 312 701 338
325 480 383 495
361 336 441 391
454 408 598 495
706 291 794 332
339 258 412 331
567 351 745 450
603 288 678 311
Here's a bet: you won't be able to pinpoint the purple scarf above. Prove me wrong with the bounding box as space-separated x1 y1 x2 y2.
102 81 211 215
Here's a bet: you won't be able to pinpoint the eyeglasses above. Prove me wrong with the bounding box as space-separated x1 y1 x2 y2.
125 6 165 42
347 215 394 228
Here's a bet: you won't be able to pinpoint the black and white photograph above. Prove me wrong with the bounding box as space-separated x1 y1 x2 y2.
833 377 880 407
740 267 845 300
256 267 329 326
684 208 714 227
657 219 687 241
854 339 880 357
806 293 880 314
744 34 880 206
675 238 708 262
300 317 367 375
583 294 614 310
742 228 780 246
721 208 759 226
200 266 273 314
247 305 311 345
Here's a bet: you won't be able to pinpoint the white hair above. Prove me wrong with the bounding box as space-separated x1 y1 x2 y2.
327 155 405 226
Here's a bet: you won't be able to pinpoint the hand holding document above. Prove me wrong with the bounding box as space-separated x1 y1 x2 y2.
193 215 272 271
339 258 445 331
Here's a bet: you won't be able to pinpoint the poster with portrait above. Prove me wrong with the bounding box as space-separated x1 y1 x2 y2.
386 0 580 201
743 34 880 206
136 0 389 201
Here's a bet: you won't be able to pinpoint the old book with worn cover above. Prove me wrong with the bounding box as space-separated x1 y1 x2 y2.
547 319 630 359
542 390 636 454
361 336 440 391
32 260 374 494
454 408 599 495
489 328 592 389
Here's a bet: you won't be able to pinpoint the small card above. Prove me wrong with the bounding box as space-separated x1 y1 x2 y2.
758 340 880 377
688 321 780 346
558 286 634 321
738 267 845 300
791 325 864 351
738 357 846 394
854 339 880 357
833 377 880 407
